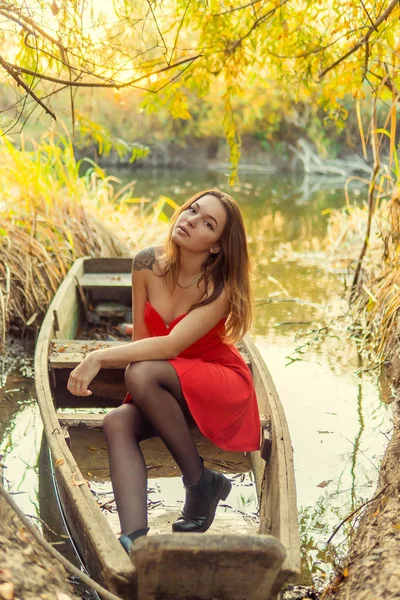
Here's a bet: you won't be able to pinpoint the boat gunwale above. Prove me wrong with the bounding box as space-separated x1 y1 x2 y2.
34 257 137 595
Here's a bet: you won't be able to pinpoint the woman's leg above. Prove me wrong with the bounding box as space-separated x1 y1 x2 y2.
124 361 203 486
103 403 154 536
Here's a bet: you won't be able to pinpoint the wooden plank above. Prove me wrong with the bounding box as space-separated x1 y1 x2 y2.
34 257 137 597
132 534 285 600
79 273 131 289
50 339 252 370
243 334 301 590
62 424 251 479
84 257 132 274
236 343 253 373
57 413 105 429
94 302 129 317
50 340 128 369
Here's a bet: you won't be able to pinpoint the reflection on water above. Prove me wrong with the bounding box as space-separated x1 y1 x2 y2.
0 170 394 588
255 341 391 583
0 376 43 521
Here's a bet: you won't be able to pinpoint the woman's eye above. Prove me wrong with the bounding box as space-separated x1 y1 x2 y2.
205 221 213 229
189 207 196 213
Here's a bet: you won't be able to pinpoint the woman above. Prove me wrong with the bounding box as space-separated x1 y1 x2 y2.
67 189 261 554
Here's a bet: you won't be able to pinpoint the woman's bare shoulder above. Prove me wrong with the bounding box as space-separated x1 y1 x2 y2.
132 245 164 274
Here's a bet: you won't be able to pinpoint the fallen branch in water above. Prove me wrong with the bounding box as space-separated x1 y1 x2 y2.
326 484 389 545
255 297 325 310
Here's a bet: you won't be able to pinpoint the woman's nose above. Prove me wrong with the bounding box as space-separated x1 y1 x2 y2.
187 217 195 227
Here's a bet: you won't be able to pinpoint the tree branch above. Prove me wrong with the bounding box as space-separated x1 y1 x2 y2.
0 54 56 120
229 0 291 53
212 0 262 17
169 0 191 65
2 53 202 89
327 485 389 545
146 0 169 63
367 68 400 96
267 27 365 60
360 0 379 31
0 6 66 52
319 0 400 80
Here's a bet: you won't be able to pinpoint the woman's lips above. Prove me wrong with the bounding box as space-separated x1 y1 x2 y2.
177 224 190 236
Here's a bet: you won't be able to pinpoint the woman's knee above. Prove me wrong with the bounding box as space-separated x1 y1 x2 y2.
125 361 156 401
103 404 141 438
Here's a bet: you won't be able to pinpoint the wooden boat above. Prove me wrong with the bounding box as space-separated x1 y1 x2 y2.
34 256 300 600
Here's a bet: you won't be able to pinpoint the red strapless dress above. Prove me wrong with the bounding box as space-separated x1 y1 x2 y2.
123 301 260 452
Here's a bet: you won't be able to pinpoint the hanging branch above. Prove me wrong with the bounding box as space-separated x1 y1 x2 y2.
0 54 57 119
2 54 202 89
319 0 400 80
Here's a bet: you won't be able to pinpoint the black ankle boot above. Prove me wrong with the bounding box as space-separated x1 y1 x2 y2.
119 527 149 554
172 468 232 533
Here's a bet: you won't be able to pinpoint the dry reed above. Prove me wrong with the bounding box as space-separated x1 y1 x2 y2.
0 127 171 347
326 97 399 363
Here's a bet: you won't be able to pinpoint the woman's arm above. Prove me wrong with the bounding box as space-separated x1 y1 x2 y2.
67 290 230 396
130 248 152 342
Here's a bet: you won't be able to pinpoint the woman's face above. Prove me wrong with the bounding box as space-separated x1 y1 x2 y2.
172 194 227 255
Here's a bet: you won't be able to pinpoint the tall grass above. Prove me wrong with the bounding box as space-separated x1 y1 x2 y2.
0 126 177 348
326 96 399 363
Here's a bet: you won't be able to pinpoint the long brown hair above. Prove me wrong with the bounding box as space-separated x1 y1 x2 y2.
163 189 253 344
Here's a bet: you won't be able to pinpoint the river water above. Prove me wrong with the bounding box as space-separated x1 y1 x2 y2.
0 168 393 588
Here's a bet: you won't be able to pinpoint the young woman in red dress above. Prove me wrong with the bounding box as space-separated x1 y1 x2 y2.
67 189 261 553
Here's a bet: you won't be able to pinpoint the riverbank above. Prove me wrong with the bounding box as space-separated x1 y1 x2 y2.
0 473 75 600
76 134 371 179
323 334 400 600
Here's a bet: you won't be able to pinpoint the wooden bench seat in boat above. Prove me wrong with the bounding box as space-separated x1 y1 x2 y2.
50 339 130 369
49 339 253 370
77 264 132 304
79 273 132 289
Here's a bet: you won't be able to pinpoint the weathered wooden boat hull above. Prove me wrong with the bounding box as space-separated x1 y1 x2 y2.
34 256 300 599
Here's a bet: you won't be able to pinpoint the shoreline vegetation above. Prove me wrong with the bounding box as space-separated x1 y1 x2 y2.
0 129 170 348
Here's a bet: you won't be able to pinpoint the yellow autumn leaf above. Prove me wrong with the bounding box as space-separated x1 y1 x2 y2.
87 472 94 477
343 567 349 577
71 474 88 486
55 458 64 466
392 524 400 531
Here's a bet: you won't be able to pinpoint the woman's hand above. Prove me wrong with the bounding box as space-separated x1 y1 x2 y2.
67 352 101 397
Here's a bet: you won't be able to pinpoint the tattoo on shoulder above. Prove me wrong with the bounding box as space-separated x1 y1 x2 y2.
133 247 156 271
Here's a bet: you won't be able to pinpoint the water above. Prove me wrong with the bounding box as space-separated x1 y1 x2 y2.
0 169 393 587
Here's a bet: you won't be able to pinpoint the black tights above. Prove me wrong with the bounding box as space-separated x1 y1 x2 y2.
103 360 203 536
